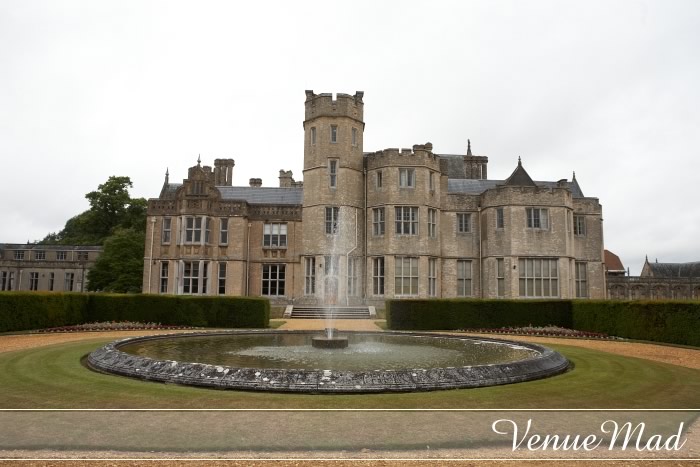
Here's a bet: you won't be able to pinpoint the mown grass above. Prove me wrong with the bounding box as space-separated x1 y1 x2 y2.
0 337 698 409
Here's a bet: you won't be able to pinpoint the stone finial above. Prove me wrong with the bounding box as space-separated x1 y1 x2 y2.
518 156 522 165
197 154 201 166
467 139 472 156
164 168 169 185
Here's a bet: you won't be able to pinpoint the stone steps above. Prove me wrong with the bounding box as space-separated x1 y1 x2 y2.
284 306 375 320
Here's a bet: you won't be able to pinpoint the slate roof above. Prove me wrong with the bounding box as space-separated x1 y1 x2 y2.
217 186 303 205
157 184 303 205
447 179 586 197
504 159 536 186
646 261 700 278
604 250 625 272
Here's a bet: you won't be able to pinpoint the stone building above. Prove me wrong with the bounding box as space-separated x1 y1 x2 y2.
607 256 700 300
0 244 102 292
142 91 606 304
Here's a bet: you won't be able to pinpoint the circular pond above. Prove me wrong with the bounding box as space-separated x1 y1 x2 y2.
87 330 569 393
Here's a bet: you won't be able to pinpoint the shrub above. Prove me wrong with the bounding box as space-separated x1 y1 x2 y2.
387 298 700 346
386 299 572 330
0 293 89 333
572 300 700 346
0 292 269 332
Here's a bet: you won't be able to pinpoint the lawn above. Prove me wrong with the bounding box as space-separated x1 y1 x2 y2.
0 337 698 409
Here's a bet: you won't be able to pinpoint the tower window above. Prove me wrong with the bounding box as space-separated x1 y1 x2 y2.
372 208 385 236
395 206 418 235
328 159 338 188
496 208 505 230
526 208 549 229
325 207 339 234
399 168 415 188
326 207 340 235
311 127 316 145
352 128 357 146
376 171 383 188
330 125 338 143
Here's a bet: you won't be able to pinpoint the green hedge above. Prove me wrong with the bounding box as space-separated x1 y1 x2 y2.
0 292 89 332
86 294 270 328
387 299 700 347
0 292 269 333
386 299 572 330
572 300 700 347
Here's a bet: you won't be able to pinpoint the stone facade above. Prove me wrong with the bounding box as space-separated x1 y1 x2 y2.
0 244 102 292
142 91 606 304
607 257 700 300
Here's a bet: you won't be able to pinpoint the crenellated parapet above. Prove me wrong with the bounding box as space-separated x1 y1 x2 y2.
304 90 364 125
365 143 442 171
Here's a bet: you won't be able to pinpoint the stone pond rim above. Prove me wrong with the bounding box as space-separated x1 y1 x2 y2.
87 330 570 394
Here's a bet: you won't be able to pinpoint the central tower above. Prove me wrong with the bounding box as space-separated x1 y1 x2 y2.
301 91 366 305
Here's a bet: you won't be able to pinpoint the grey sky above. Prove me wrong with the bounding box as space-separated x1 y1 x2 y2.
2 0 699 275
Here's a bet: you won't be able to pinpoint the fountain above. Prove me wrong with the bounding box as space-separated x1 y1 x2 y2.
87 330 569 393
311 328 349 349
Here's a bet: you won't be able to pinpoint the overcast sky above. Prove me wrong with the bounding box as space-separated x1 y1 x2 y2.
2 0 699 275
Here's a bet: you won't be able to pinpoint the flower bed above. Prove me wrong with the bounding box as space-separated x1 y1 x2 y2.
32 321 199 333
461 325 621 340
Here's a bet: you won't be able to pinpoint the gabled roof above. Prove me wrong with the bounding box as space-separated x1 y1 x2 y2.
646 261 700 278
604 250 625 272
504 158 536 186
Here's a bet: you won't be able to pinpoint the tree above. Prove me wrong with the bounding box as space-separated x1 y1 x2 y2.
40 176 147 245
40 175 148 294
86 228 144 293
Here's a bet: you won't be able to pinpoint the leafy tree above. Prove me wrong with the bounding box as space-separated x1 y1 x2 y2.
40 175 148 294
41 176 147 245
86 228 144 293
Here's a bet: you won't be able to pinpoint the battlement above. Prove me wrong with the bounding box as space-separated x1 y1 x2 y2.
304 90 364 123
365 142 442 170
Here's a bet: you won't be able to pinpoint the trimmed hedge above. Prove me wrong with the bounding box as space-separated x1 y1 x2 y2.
571 300 700 347
387 299 700 347
386 299 572 331
0 292 89 332
0 292 269 333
